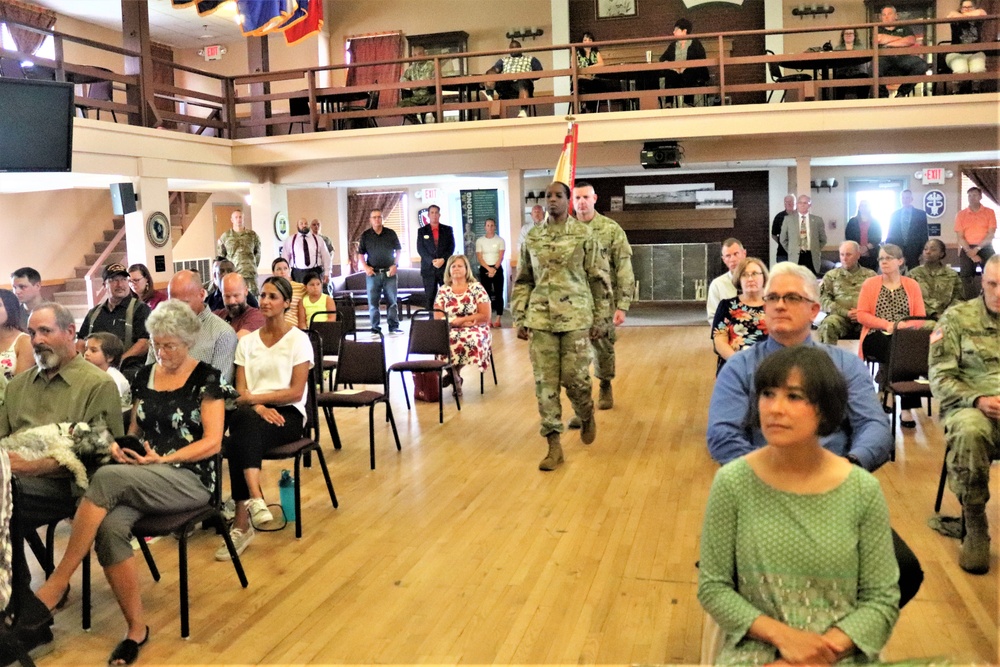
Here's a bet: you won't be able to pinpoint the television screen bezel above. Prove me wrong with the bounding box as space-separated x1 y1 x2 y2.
0 77 75 173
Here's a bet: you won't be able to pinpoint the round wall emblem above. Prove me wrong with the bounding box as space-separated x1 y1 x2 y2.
145 211 170 248
274 212 290 241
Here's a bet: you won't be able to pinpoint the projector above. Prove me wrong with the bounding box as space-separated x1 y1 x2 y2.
640 141 683 169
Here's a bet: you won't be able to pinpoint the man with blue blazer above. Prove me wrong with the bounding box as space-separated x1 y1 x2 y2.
780 194 827 275
416 205 455 308
886 189 929 271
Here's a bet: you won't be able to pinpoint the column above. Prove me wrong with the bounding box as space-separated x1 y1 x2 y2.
249 183 288 277
129 169 173 286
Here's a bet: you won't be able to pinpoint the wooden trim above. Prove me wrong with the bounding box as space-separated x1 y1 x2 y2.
612 209 736 231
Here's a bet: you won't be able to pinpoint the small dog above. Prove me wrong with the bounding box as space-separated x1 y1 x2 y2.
0 421 115 489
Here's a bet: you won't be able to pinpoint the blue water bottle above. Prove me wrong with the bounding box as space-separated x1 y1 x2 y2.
278 470 295 522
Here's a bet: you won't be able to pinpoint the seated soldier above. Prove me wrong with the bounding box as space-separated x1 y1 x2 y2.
399 45 436 124
485 40 543 117
817 241 876 344
909 239 963 319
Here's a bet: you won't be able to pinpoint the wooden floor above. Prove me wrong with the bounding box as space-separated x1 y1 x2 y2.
35 323 997 665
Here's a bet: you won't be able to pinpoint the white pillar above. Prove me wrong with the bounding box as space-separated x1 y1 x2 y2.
550 0 571 116
249 183 288 278
129 174 173 285
335 187 351 274
795 157 812 204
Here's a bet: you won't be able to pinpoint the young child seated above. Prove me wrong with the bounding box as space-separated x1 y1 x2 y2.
83 332 132 413
297 270 337 329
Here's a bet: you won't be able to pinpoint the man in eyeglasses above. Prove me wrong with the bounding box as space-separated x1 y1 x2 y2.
707 261 923 605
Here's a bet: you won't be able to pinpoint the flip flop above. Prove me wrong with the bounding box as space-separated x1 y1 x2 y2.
108 626 149 665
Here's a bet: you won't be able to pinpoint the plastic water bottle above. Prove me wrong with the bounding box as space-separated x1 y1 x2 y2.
278 470 295 522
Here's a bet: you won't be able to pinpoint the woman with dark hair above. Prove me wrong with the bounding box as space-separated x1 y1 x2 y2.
908 238 963 318
832 27 872 99
946 0 987 93
574 31 616 113
0 288 32 379
699 345 899 664
127 263 167 310
219 276 313 560
659 18 709 107
711 258 768 374
844 200 883 271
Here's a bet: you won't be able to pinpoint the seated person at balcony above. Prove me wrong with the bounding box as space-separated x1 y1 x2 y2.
909 239 963 319
127 263 167 310
845 200 883 271
946 0 987 93
817 241 876 345
220 276 313 560
575 32 616 113
399 45 436 124
434 255 492 397
485 40 543 118
699 345 899 665
297 270 336 329
270 257 306 328
0 288 32 379
856 244 926 427
706 238 745 323
35 299 229 666
876 5 929 98
658 18 709 107
712 258 768 375
833 27 872 100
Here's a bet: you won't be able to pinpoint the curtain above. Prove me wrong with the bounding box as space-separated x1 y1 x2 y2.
965 167 999 206
0 0 55 56
347 192 404 272
346 33 403 108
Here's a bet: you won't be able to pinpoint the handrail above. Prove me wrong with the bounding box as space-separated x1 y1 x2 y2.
83 223 127 309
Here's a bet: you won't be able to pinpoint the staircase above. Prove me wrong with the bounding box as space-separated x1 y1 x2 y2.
53 216 126 323
169 191 210 247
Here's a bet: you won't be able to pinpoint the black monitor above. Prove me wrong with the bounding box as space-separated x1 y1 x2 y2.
0 78 74 172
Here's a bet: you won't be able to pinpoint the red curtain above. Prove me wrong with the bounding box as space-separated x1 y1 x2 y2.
347 192 404 272
0 0 55 56
965 167 999 207
346 33 403 108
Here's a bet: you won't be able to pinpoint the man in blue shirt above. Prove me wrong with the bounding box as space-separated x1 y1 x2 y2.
707 261 923 605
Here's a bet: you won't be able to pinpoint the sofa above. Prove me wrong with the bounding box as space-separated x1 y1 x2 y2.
331 268 427 316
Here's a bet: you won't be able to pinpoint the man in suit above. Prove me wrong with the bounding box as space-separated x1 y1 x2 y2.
886 189 929 271
780 194 827 275
416 205 455 308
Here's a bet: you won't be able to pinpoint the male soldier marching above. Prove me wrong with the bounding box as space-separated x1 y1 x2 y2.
511 181 611 471
216 210 262 296
817 241 876 344
929 254 1000 574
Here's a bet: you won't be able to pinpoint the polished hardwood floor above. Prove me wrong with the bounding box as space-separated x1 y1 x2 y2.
35 321 997 665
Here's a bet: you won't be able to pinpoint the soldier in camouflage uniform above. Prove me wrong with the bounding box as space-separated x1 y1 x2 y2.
817 241 875 344
910 238 963 319
569 181 634 418
216 210 262 296
511 182 611 471
398 46 436 123
928 254 1000 574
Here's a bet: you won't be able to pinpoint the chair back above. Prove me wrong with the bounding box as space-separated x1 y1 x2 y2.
309 312 344 358
0 58 24 79
333 293 357 333
765 49 783 81
366 89 380 110
303 329 323 438
406 309 452 359
887 317 933 383
334 334 389 390
87 79 113 101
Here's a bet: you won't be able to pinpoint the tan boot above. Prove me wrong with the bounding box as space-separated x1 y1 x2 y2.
580 415 597 445
539 434 564 471
960 504 991 574
598 381 613 410
567 416 582 429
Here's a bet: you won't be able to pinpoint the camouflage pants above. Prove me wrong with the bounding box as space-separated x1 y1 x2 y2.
591 319 617 380
529 329 594 437
944 408 1000 506
816 314 861 345
238 268 260 296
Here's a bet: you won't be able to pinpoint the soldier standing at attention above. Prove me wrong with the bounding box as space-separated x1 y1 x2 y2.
928 254 1000 575
217 210 262 296
817 241 876 344
909 238 963 319
511 181 610 471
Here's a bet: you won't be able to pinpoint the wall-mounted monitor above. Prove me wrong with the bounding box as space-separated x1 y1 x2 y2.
0 78 74 173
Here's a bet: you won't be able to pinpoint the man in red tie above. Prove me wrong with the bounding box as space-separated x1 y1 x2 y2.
416 205 456 308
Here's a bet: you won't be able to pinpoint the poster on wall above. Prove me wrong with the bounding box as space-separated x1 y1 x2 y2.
460 189 500 266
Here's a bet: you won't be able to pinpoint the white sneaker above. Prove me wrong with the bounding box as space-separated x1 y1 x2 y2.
424 113 436 123
215 526 254 561
221 498 235 522
247 498 274 526
517 109 527 118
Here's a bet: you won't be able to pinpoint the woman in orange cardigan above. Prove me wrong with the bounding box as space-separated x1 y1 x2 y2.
856 243 926 428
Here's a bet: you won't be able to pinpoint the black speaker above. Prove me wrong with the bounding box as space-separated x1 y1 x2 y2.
110 182 136 215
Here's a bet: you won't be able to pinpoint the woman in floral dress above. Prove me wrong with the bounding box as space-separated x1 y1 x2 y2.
712 257 769 374
434 255 492 396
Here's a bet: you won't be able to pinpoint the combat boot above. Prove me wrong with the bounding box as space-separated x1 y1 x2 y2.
539 433 564 471
960 504 991 574
598 380 613 410
580 415 597 445
567 416 582 429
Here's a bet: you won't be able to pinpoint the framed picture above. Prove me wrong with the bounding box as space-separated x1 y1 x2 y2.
596 0 637 20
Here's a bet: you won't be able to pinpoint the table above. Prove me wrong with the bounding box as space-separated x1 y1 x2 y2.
290 91 371 130
595 70 664 111
440 79 482 121
782 54 871 99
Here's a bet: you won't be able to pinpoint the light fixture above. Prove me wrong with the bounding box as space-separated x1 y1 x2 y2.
525 191 537 204
792 4 835 18
506 28 544 41
810 178 838 192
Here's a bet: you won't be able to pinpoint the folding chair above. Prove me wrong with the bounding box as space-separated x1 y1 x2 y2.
388 309 458 423
884 317 935 444
309 311 344 391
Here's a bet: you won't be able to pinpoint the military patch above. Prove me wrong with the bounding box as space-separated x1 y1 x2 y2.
929 328 943 345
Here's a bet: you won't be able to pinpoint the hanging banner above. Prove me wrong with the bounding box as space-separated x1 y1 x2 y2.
460 189 500 267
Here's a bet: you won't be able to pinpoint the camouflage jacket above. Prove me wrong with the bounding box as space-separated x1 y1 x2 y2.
510 216 611 332
216 230 262 276
819 265 876 317
909 263 962 319
929 296 1000 416
582 212 635 315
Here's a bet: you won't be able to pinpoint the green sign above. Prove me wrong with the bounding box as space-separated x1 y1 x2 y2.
459 189 499 264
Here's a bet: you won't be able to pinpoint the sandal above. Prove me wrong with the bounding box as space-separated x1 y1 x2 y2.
108 626 149 665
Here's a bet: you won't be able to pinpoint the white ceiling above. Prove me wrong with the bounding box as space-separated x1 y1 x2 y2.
30 0 248 50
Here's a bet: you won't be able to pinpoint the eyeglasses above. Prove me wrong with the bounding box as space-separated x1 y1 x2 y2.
742 271 765 279
763 293 814 305
151 341 183 353
877 256 897 262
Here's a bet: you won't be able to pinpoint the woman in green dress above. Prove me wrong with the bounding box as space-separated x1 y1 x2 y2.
698 346 899 664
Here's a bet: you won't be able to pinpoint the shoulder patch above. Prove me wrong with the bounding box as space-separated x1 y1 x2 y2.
929 328 943 345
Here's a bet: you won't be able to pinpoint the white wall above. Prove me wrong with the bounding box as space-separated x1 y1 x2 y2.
172 190 252 261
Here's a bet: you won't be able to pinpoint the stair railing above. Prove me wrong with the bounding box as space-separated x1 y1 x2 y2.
83 224 128 308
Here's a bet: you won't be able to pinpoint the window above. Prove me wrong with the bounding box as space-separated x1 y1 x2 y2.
961 173 1000 252
382 194 409 261
1 23 55 63
847 178 906 240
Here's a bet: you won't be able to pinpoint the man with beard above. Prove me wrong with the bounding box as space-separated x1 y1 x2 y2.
205 257 258 312
283 217 331 284
77 263 151 380
214 272 265 339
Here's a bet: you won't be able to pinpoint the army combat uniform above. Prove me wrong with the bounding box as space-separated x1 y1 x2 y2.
928 295 1000 573
910 263 963 320
399 60 436 107
216 229 262 296
511 216 610 444
817 264 875 344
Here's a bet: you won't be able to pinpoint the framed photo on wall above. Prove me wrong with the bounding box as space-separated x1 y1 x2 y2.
596 0 637 20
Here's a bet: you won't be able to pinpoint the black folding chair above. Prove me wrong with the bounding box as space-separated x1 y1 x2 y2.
884 316 935 445
388 309 458 423
309 310 344 391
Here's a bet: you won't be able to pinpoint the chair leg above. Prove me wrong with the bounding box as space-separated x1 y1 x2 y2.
399 371 412 410
438 371 443 424
480 371 485 395
178 529 190 638
491 353 497 385
293 454 303 539
313 446 338 509
890 395 898 460
368 405 377 470
137 538 160 581
82 551 91 631
934 446 949 513
386 402 401 450
214 514 248 587
25 530 49 577
323 406 342 450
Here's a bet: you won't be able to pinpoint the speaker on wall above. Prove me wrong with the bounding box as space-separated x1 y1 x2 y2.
110 182 137 215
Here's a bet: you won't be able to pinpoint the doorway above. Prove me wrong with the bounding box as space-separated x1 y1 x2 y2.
847 178 906 240
213 203 245 244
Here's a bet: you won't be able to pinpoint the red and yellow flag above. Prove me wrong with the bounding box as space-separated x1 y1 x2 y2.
551 120 578 191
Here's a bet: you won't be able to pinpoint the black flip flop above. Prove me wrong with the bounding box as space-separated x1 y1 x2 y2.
108 626 149 665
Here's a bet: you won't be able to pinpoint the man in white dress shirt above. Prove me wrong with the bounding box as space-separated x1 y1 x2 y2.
282 217 332 284
705 238 745 323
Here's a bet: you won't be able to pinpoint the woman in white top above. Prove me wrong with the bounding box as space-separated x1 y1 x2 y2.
475 218 506 327
0 289 32 379
219 276 313 560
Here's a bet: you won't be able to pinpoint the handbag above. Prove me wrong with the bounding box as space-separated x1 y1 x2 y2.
412 372 440 403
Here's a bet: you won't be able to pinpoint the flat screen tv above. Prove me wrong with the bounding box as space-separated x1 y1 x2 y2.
0 78 74 172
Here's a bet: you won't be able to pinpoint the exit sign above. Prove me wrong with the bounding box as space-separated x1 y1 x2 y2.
204 44 223 61
919 167 946 185
422 189 438 201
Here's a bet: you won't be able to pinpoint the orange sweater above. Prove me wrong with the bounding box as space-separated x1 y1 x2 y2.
855 275 926 358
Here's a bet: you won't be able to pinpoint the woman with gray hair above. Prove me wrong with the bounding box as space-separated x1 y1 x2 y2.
35 299 232 665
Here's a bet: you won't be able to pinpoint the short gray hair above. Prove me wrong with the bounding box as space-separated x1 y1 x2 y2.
840 240 861 253
765 262 821 303
146 299 201 348
33 302 75 331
